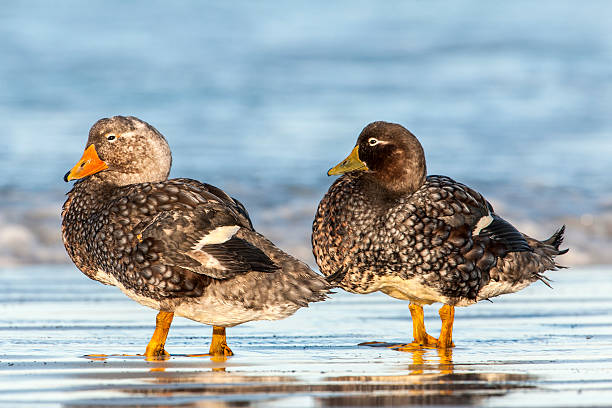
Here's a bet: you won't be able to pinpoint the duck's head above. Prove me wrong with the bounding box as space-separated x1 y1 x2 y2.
64 116 172 186
328 121 427 194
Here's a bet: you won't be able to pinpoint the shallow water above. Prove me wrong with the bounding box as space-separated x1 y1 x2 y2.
0 1 611 267
1 265 611 407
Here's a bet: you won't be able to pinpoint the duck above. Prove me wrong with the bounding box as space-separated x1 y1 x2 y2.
62 115 330 358
312 121 567 349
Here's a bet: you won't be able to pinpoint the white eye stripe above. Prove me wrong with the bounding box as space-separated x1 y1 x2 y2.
368 138 385 146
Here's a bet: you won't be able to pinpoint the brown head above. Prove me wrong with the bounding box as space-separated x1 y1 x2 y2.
328 121 427 194
64 116 172 186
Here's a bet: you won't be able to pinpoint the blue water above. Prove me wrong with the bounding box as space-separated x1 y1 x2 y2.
0 1 611 265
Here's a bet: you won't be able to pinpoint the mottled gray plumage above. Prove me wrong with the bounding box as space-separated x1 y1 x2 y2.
62 116 329 330
312 121 567 307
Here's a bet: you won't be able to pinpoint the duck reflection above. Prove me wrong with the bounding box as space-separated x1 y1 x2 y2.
137 350 529 408
80 348 532 407
319 347 532 407
357 341 454 374
406 346 453 375
83 352 229 375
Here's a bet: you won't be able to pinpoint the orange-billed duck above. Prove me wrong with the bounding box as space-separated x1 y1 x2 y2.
62 116 330 358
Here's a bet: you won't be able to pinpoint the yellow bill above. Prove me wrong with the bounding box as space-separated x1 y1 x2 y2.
327 145 369 176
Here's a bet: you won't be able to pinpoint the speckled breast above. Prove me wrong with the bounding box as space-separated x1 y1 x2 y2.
62 180 212 301
313 175 497 301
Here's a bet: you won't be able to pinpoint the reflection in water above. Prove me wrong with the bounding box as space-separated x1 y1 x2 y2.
407 347 453 375
357 341 455 374
84 352 229 372
78 348 533 408
318 347 533 407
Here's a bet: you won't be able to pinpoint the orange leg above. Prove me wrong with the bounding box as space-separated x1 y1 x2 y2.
209 326 234 357
144 311 174 358
437 304 455 348
409 303 438 347
372 303 438 351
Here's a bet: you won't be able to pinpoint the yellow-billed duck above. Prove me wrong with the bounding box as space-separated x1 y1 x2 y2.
62 116 330 358
312 121 567 349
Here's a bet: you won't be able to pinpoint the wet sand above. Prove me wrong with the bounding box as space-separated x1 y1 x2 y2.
1 265 611 407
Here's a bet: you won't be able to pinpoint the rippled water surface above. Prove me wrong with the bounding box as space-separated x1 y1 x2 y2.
1 266 611 407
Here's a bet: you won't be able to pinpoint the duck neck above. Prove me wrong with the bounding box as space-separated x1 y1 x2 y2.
67 177 119 213
367 163 427 197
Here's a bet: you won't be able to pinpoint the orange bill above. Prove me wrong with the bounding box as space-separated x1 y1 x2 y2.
64 144 108 182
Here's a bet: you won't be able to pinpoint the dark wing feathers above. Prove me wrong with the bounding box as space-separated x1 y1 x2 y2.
230 196 255 229
172 178 254 229
419 176 536 298
478 214 532 253
428 177 568 297
200 237 279 275
135 179 278 280
428 177 531 254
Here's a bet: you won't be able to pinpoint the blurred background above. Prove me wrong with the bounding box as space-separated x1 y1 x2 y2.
0 0 610 267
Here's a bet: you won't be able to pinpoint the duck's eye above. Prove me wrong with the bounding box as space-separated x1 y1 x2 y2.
106 134 116 142
368 138 379 146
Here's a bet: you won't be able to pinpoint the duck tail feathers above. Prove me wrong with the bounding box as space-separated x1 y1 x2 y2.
542 225 568 254
524 225 569 272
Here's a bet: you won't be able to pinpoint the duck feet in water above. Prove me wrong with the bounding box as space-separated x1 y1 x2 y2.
409 303 439 347
398 304 455 349
438 304 455 349
360 303 456 350
210 326 234 357
144 311 174 359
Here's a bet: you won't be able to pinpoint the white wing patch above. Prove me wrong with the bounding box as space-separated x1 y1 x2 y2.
192 225 240 250
473 214 494 236
185 250 227 272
